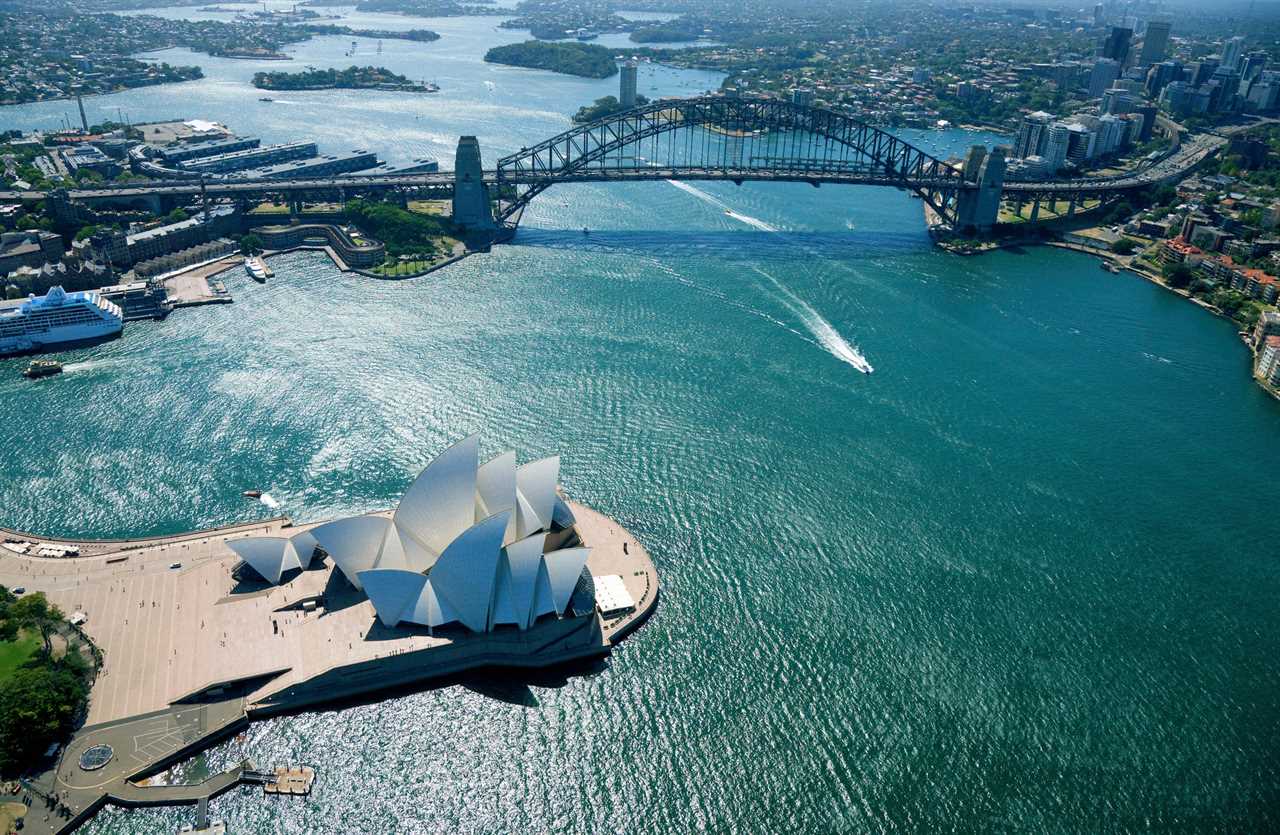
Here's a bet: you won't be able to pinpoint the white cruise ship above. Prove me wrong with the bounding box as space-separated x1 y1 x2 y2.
0 286 124 357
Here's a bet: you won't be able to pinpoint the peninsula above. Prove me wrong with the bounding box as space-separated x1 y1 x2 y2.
253 65 438 92
484 41 619 79
0 436 658 835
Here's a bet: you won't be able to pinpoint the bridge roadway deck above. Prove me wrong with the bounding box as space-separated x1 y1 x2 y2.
0 128 1230 205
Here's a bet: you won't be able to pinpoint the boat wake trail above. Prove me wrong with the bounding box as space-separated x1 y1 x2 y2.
665 179 872 374
259 493 281 510
666 180 778 232
755 268 874 374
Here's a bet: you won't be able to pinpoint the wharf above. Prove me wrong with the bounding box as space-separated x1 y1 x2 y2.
161 256 238 307
0 499 657 835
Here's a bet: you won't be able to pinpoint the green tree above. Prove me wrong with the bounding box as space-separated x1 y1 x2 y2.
1111 238 1138 255
166 207 190 224
9 593 62 656
240 233 263 255
1162 262 1194 289
0 666 88 775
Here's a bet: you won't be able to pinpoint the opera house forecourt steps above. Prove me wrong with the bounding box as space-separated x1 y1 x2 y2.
0 436 657 835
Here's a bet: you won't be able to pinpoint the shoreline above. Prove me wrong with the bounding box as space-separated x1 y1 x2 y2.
1039 240 1278 402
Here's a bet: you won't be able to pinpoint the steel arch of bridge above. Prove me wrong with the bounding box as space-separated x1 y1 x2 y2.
494 96 967 227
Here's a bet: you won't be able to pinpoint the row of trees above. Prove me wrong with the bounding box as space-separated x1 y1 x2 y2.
0 588 92 776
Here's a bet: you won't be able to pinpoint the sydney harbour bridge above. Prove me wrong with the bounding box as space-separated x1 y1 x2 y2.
2 96 1222 241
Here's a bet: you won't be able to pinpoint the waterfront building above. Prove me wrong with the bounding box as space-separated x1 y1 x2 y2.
1013 111 1053 159
1159 236 1203 266
1253 310 1280 347
1138 20 1171 67
791 87 815 108
1089 58 1121 98
0 285 123 357
238 150 380 179
373 157 440 175
179 141 318 174
251 224 385 268
1258 335 1280 386
0 230 64 276
1101 26 1132 65
620 60 638 108
125 205 237 265
155 136 260 164
1042 123 1071 173
308 436 594 633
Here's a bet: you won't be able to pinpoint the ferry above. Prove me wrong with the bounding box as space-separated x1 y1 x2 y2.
22 359 63 379
244 256 268 282
0 286 123 358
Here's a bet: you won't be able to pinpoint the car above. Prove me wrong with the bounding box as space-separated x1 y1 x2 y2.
12 586 25 594
169 562 182 570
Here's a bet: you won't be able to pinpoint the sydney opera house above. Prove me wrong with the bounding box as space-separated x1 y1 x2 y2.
226 435 598 634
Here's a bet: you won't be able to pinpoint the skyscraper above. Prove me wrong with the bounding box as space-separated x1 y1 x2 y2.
1089 58 1121 97
1102 26 1133 65
619 60 638 108
1014 111 1053 159
1221 36 1246 72
1138 20 1171 67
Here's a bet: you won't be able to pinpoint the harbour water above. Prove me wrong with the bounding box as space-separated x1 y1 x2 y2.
2 7 1280 832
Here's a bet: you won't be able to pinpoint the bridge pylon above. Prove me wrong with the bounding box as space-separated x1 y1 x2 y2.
452 135 496 248
953 145 1007 237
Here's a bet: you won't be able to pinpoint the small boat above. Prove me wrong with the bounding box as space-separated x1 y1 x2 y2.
22 359 63 379
244 257 268 282
582 227 589 235
259 96 274 102
242 489 262 499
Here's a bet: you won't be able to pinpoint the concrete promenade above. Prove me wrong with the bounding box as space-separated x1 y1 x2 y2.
0 499 658 834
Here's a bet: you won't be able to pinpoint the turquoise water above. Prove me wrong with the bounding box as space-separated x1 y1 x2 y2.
3 10 1280 833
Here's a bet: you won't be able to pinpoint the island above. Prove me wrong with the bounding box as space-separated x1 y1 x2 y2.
252 65 439 92
484 41 618 79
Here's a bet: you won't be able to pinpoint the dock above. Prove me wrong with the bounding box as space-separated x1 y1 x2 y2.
260 765 314 796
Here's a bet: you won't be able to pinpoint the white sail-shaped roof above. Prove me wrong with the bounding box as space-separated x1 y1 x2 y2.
289 530 320 567
394 434 479 564
228 536 303 585
360 569 428 628
310 515 391 590
515 456 560 538
476 451 517 543
499 534 547 630
529 558 558 626
428 511 508 633
543 547 590 616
